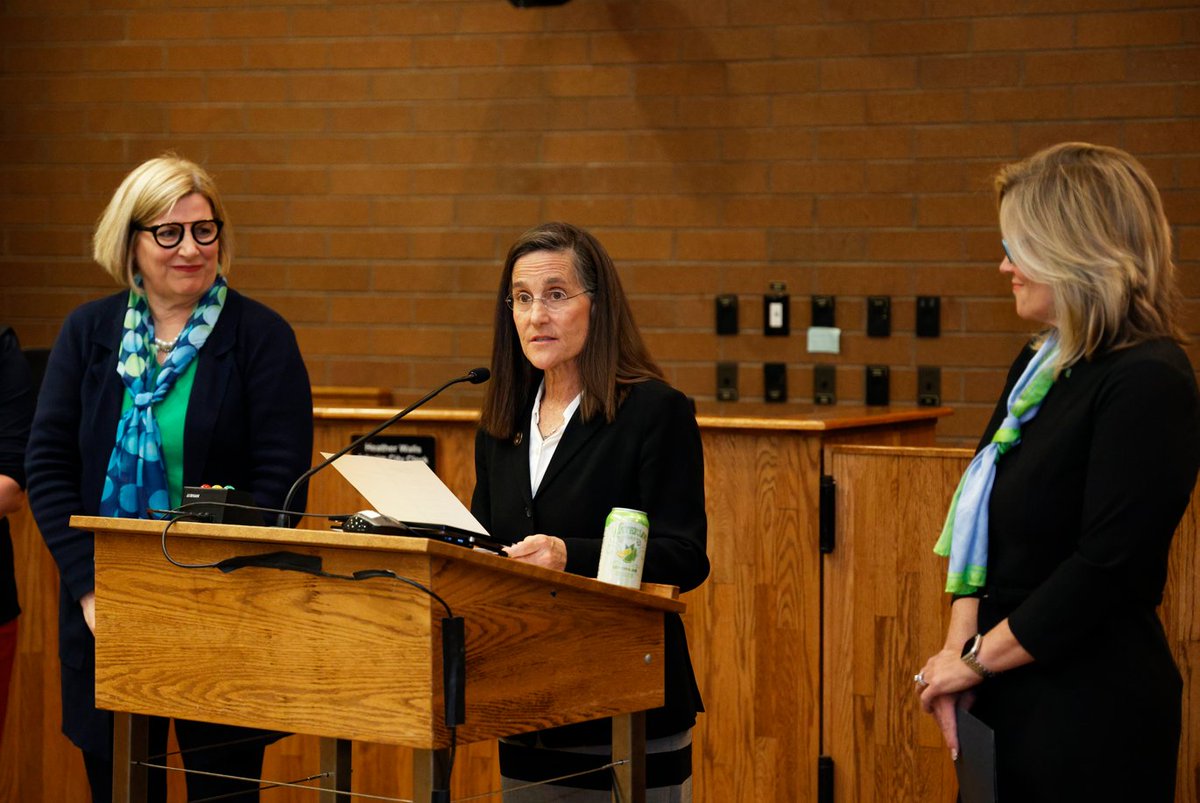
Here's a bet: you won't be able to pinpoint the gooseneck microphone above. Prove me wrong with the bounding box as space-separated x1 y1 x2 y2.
275 367 491 527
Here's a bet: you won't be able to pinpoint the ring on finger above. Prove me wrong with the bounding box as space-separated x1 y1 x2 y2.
913 672 928 687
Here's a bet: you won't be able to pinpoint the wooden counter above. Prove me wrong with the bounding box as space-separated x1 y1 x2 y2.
1 404 949 801
303 404 949 801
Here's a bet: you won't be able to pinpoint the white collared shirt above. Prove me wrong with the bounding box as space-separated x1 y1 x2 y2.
528 380 582 497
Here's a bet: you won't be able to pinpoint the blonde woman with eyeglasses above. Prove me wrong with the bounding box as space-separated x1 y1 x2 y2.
26 154 313 802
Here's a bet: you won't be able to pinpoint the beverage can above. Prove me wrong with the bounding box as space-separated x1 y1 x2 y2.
597 507 650 588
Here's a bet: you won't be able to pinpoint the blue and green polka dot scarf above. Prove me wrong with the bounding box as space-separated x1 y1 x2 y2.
99 275 227 519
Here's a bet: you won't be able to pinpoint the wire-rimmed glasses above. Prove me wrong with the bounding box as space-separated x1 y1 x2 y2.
505 289 590 313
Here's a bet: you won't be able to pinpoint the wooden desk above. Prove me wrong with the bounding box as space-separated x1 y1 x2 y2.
2 403 949 801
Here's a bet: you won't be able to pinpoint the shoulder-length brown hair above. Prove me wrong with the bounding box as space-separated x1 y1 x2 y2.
479 222 663 440
994 142 1184 374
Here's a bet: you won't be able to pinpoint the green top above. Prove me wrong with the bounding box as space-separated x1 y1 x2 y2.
121 358 198 510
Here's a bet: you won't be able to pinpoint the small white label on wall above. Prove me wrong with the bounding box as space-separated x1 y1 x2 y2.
807 327 841 354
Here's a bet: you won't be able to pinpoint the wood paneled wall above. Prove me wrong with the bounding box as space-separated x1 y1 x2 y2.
3 414 1197 803
3 405 947 802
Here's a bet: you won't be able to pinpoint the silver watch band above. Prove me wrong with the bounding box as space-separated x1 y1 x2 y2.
961 633 996 679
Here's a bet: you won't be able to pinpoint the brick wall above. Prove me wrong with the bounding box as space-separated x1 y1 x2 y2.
1 0 1197 443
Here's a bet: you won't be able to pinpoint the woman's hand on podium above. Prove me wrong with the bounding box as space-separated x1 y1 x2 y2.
505 534 567 571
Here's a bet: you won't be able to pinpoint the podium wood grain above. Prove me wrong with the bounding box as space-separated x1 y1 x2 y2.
82 516 675 749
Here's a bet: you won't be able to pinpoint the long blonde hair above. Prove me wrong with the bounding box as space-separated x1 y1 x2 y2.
93 153 232 289
995 142 1183 373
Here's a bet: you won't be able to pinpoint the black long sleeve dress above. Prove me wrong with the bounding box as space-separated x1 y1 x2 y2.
969 337 1199 802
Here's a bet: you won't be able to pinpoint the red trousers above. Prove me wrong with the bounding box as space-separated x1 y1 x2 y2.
0 617 17 747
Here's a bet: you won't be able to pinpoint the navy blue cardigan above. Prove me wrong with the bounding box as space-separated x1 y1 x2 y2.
25 287 314 754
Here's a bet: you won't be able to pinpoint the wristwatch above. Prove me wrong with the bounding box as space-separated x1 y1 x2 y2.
961 633 996 679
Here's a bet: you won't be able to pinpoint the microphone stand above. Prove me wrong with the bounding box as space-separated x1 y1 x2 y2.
275 368 489 527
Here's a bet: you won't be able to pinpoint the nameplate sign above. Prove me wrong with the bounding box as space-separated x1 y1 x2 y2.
351 434 436 472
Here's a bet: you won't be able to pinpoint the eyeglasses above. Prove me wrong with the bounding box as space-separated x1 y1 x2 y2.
506 289 590 312
132 219 223 249
1001 239 1016 265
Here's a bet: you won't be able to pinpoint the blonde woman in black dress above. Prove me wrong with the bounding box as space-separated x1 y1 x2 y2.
916 142 1199 802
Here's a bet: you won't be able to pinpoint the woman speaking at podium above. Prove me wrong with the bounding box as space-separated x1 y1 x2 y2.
916 143 1200 801
25 154 313 802
472 222 710 802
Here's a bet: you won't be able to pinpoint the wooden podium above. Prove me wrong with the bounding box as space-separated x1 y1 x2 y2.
73 514 684 803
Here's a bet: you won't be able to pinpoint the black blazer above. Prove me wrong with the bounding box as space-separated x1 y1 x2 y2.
0 326 34 624
25 288 314 755
472 378 709 743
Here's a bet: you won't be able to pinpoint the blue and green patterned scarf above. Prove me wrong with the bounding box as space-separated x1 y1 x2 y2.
99 275 227 519
934 333 1060 594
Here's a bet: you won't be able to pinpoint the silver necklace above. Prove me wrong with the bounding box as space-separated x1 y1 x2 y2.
152 335 179 353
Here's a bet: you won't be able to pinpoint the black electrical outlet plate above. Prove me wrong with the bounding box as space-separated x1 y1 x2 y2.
918 365 941 406
764 291 789 336
715 294 738 335
814 364 836 405
812 295 835 328
865 365 889 406
764 362 787 403
717 362 738 401
916 296 940 338
867 296 891 337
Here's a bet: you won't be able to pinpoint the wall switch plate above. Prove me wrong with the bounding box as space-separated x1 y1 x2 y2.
715 294 738 335
865 365 889 406
717 362 739 401
764 282 789 336
916 296 940 338
812 295 835 327
764 362 787 403
814 364 836 405
917 365 941 406
867 296 891 337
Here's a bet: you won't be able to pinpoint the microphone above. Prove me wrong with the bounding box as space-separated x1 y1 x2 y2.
275 367 491 527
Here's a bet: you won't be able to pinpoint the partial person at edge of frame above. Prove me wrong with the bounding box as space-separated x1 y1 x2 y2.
0 324 35 750
471 221 710 802
915 142 1200 803
25 153 314 802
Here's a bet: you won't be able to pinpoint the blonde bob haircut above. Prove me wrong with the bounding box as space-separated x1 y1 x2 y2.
995 142 1184 375
92 154 232 289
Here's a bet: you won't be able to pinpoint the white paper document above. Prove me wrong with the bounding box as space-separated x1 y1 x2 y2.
322 452 489 535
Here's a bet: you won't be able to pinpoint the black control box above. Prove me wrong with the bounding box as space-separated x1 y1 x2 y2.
181 486 263 525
